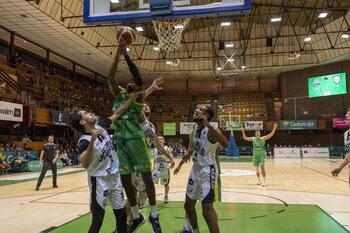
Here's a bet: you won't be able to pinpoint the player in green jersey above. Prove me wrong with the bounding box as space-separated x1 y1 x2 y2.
107 37 164 233
242 123 277 187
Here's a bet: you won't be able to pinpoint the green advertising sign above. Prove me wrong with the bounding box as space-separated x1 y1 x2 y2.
163 122 176 136
279 120 317 130
308 72 347 98
26 159 63 172
225 121 243 131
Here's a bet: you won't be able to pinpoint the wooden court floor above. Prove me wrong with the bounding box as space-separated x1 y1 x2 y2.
0 157 349 233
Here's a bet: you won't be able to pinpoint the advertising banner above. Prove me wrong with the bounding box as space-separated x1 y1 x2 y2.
0 101 23 122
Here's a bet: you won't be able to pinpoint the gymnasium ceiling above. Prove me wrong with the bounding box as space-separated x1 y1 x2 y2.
0 0 350 84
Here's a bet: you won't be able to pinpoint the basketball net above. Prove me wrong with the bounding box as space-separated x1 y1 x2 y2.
152 18 190 52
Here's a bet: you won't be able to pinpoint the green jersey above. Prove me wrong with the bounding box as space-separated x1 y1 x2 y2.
253 137 265 154
111 91 144 139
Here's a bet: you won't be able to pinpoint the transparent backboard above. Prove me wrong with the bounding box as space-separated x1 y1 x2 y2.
83 0 251 24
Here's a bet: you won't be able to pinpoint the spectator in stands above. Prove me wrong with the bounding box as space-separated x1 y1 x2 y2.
0 144 10 174
23 143 32 151
22 134 32 143
13 151 26 169
59 149 70 166
9 143 16 151
4 143 10 152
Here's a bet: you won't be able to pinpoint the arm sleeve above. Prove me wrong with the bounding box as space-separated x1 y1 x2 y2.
124 55 144 86
97 117 112 129
77 139 90 154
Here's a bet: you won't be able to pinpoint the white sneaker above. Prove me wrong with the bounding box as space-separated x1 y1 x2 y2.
163 196 169 204
261 182 266 187
257 180 261 185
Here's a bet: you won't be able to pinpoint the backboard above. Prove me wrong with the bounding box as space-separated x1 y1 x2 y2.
83 0 251 24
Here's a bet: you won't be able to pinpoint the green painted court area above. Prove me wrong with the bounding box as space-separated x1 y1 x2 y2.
50 202 348 233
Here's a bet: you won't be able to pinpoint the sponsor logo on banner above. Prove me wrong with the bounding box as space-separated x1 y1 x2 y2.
53 111 69 126
244 121 263 131
226 104 233 113
332 117 348 129
225 121 242 131
180 122 218 134
279 120 317 130
0 101 23 122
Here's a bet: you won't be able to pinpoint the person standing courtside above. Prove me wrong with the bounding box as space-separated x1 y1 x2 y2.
35 135 59 191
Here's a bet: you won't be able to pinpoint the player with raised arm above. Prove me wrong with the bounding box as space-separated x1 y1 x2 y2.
241 123 278 187
107 37 164 233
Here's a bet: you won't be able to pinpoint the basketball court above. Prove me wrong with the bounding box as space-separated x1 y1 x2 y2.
1 0 350 232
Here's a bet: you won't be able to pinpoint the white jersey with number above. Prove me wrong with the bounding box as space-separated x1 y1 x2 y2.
78 125 119 177
154 146 170 172
191 126 218 168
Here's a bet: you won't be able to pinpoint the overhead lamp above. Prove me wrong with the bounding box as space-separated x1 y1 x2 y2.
241 65 247 69
221 22 231 26
271 17 282 22
216 67 222 71
153 47 160 51
111 0 119 3
227 58 234 62
225 43 234 48
318 12 328 18
304 36 312 42
341 33 350 39
135 26 144 32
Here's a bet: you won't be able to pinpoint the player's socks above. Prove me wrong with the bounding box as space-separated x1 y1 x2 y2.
257 177 262 185
262 177 266 186
130 205 140 219
184 218 192 230
151 205 158 218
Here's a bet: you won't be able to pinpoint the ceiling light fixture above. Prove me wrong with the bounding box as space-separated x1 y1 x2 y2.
225 43 234 48
341 33 350 39
271 17 282 22
111 0 119 3
174 25 184 29
153 47 160 51
221 22 231 26
135 26 144 32
318 12 328 18
304 36 312 42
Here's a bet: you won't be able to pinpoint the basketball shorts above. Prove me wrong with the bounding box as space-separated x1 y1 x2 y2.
116 137 152 175
88 174 124 210
252 153 266 166
152 168 170 186
186 165 216 204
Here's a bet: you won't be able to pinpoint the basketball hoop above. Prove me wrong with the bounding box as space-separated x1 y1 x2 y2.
152 18 190 52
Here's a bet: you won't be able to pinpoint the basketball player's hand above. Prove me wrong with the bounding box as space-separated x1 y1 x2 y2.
273 123 278 130
90 129 104 142
52 158 57 164
152 77 165 91
241 127 245 132
331 167 342 176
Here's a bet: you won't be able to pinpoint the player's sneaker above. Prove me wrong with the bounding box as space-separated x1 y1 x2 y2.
261 182 266 187
163 195 169 204
148 214 162 233
127 214 146 233
177 229 192 233
257 181 261 185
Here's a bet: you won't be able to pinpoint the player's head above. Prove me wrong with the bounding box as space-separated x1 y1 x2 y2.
193 105 214 123
158 136 165 145
70 109 97 133
48 135 54 143
346 107 350 125
255 130 261 138
143 103 151 117
126 81 136 93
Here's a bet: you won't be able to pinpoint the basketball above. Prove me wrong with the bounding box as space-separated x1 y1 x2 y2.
116 26 136 46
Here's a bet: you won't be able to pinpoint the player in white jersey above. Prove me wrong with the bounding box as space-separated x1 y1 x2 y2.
70 94 138 233
153 136 173 203
332 107 350 184
174 105 228 233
